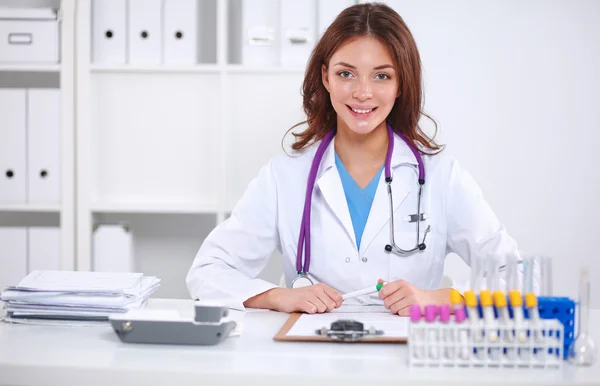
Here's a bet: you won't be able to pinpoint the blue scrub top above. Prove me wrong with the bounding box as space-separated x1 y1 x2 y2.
334 153 384 250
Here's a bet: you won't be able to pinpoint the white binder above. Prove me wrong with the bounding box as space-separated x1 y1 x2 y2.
163 0 197 65
28 227 61 272
280 0 316 67
0 89 26 204
318 0 354 37
93 224 134 273
242 0 279 66
27 89 61 204
128 0 162 64
0 227 27 291
91 0 127 64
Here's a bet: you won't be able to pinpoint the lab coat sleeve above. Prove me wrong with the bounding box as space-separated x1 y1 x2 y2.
186 161 281 310
444 159 539 294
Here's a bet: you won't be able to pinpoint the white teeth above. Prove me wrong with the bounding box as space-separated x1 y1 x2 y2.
351 108 373 114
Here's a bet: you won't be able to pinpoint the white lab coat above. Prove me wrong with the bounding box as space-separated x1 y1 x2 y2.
187 134 536 310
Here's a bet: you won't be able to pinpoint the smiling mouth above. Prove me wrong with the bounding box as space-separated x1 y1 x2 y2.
346 105 378 116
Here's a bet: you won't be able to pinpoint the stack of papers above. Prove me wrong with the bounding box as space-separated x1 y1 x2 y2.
0 270 161 326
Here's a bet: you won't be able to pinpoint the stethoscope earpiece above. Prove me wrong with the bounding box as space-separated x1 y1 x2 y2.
418 243 426 251
385 244 393 252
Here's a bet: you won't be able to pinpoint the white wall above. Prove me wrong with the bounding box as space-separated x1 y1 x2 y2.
382 0 599 305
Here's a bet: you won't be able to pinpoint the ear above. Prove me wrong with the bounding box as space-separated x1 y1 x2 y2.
322 64 330 93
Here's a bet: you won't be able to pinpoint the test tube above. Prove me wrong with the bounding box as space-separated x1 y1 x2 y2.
454 307 470 360
493 290 512 360
424 305 439 360
464 291 482 339
439 304 453 361
410 304 424 360
525 292 544 361
450 289 464 312
466 257 483 341
510 290 529 361
539 256 553 296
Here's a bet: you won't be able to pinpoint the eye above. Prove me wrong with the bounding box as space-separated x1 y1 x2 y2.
375 73 390 80
338 71 353 79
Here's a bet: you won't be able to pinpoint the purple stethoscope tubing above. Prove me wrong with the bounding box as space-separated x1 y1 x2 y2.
295 123 428 276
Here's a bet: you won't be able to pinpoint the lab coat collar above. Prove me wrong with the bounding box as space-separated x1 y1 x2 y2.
314 133 419 252
313 132 420 180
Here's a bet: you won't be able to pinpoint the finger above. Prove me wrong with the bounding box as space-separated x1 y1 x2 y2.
308 296 327 313
390 296 415 315
382 287 406 309
315 291 337 311
300 300 317 314
321 285 344 307
378 280 406 299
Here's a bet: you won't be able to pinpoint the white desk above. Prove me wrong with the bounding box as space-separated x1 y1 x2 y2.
0 298 598 386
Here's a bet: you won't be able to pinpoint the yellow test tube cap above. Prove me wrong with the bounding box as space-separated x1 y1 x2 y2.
509 290 523 307
493 291 507 308
450 289 463 305
464 290 478 308
525 292 538 308
479 290 493 307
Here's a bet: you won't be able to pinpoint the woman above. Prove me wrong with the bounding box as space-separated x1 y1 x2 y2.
187 3 530 315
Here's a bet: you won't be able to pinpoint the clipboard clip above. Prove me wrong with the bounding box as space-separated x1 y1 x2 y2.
315 319 384 341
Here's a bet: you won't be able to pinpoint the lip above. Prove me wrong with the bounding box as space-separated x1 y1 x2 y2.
346 104 378 119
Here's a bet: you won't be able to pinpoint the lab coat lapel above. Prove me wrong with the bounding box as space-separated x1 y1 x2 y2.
315 138 357 248
359 135 419 254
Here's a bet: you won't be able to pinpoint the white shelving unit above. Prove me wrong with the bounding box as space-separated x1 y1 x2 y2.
0 64 61 72
0 0 76 272
75 0 307 297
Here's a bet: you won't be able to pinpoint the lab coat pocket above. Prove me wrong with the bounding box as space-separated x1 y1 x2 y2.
388 229 444 290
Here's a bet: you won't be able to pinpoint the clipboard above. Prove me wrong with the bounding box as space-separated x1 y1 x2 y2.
273 313 408 343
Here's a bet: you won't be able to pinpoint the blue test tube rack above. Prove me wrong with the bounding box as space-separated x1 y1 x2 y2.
470 296 575 359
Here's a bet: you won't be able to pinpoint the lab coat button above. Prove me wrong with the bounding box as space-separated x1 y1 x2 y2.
361 257 368 263
345 257 350 263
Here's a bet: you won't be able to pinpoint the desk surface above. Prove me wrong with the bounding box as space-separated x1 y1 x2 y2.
1 298 599 386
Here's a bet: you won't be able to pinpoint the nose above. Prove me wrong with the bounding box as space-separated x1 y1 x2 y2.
352 77 373 101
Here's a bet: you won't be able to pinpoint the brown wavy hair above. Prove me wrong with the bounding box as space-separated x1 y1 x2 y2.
289 2 442 154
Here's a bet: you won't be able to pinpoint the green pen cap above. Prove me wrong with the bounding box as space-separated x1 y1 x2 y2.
376 282 386 291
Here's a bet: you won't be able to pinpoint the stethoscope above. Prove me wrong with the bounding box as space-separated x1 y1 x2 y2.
291 123 431 289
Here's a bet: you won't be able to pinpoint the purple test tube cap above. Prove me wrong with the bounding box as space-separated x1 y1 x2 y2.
454 307 466 323
409 304 421 322
424 305 438 322
439 304 450 323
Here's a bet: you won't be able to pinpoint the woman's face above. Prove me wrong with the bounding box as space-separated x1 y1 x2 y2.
322 36 398 136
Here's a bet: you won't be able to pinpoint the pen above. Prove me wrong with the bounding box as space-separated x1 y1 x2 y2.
342 282 387 300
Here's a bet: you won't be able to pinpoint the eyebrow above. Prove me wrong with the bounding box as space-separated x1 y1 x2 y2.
332 62 395 71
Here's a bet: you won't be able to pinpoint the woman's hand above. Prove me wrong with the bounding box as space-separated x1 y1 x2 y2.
244 283 344 314
377 279 451 316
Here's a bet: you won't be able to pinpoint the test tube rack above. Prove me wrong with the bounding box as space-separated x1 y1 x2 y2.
475 296 575 359
408 317 564 368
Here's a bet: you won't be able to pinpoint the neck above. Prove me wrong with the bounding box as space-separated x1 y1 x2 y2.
334 120 389 171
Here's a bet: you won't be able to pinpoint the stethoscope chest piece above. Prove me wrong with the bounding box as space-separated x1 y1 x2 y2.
291 274 313 289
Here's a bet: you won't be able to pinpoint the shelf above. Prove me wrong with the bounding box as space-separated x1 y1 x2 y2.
0 204 61 213
225 65 306 74
90 64 221 74
90 201 220 214
89 64 306 74
0 63 61 72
